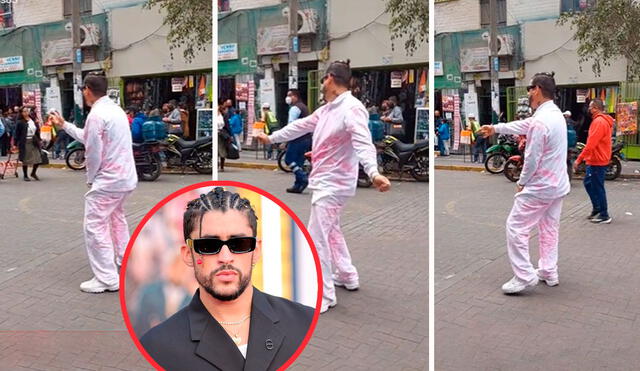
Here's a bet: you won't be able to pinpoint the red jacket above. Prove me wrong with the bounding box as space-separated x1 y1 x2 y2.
577 113 613 166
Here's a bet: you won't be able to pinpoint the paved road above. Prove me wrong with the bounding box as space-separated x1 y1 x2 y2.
0 167 428 370
435 170 640 371
220 168 428 371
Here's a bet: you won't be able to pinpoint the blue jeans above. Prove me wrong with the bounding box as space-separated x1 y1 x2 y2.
472 137 487 162
54 130 70 157
285 135 312 188
584 165 609 218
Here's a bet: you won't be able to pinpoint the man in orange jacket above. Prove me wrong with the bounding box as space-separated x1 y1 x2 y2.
574 98 613 224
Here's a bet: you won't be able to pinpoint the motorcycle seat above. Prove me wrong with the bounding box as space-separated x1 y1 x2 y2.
177 136 211 148
393 140 428 153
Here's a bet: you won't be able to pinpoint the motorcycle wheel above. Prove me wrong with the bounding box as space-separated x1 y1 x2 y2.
193 148 213 174
410 152 429 182
606 157 622 181
277 150 292 173
139 153 161 181
66 148 86 171
485 153 508 174
503 159 521 183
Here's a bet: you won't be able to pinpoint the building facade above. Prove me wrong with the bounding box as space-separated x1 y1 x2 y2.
435 0 633 155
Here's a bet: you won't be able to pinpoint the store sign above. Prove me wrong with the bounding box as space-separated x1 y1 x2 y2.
171 77 184 92
434 61 443 76
45 87 62 114
576 89 589 103
390 71 403 88
218 43 238 61
42 39 73 66
442 95 455 112
460 47 490 73
259 78 276 116
463 92 478 121
0 56 24 73
257 24 289 55
236 82 249 101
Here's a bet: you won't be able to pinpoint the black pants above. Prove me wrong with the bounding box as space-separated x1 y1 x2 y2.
0 133 10 156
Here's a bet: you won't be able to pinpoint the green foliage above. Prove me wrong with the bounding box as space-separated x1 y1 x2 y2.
557 0 640 79
385 0 428 56
144 0 212 63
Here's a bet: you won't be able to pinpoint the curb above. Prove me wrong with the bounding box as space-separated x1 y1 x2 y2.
226 162 278 170
435 164 640 180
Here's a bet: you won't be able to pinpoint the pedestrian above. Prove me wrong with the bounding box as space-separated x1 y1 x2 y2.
257 59 391 313
0 111 8 157
223 98 235 121
283 89 312 193
15 106 43 181
479 72 570 294
51 73 138 293
437 119 450 156
130 106 147 144
163 102 183 137
573 98 613 224
260 102 279 160
216 104 231 172
381 96 404 138
468 114 486 163
228 108 244 152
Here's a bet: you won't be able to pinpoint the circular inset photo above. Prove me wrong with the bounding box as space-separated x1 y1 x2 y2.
120 181 321 371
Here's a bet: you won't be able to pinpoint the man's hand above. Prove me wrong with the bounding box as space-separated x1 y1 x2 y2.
256 132 271 144
478 125 495 138
516 184 524 193
304 151 312 159
49 111 65 130
372 174 391 192
162 117 170 123
573 159 580 172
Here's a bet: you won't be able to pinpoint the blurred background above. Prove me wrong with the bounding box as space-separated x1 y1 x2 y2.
124 185 318 338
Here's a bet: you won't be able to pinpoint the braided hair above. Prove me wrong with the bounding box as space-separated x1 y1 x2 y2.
183 187 258 241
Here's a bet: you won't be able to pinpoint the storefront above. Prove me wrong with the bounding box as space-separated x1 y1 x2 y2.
121 71 212 140
352 66 428 143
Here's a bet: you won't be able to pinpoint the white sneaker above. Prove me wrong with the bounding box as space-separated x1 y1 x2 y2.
80 277 119 293
320 297 337 313
501 276 539 294
536 269 559 287
333 276 359 291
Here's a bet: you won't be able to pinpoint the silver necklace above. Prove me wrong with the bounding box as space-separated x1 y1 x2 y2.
218 315 250 345
218 314 250 326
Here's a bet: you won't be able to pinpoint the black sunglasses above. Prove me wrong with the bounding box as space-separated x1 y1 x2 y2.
187 237 257 255
320 74 330 84
526 85 537 92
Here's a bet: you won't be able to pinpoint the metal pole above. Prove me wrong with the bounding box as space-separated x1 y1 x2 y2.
489 0 500 124
72 0 83 126
288 0 299 90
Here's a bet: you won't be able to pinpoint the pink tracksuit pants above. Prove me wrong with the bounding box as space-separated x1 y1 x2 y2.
84 189 132 286
308 194 359 302
506 193 563 283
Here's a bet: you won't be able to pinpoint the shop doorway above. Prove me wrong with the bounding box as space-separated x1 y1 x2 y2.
0 86 22 112
274 62 316 126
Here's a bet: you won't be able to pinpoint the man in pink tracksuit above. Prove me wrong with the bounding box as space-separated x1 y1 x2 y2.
480 72 570 294
258 60 391 312
52 74 137 293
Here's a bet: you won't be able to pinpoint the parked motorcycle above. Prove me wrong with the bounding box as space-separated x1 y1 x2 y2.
65 140 86 171
484 134 519 174
504 136 526 183
133 141 163 181
163 134 213 174
277 147 312 174
571 140 624 181
378 135 429 182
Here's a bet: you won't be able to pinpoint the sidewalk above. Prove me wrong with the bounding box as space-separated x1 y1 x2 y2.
435 153 640 179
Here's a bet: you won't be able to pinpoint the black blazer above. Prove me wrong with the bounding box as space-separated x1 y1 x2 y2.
140 288 314 371
15 118 41 162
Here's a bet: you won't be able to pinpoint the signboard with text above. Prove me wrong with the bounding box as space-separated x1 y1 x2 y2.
257 24 289 55
42 39 73 66
460 47 490 73
0 56 24 73
218 43 238 61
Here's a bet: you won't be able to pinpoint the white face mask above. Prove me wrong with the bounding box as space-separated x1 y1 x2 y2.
285 96 293 105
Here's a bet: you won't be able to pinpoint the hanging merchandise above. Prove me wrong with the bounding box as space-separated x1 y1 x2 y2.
615 102 638 136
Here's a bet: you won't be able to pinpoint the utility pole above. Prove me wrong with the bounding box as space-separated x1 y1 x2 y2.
288 0 299 91
489 0 500 124
71 0 83 126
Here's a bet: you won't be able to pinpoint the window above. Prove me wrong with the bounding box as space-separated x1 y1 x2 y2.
560 0 596 13
480 0 506 28
0 3 14 29
63 0 92 17
219 0 231 12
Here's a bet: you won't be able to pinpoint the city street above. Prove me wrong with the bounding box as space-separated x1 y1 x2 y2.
435 170 640 370
0 166 427 370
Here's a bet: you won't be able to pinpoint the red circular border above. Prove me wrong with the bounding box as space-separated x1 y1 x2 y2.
119 180 323 371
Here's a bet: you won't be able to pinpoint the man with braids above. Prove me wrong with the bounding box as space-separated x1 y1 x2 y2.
257 60 391 313
140 187 314 371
